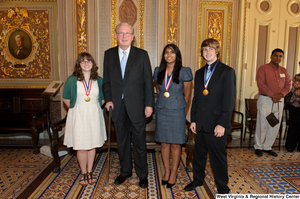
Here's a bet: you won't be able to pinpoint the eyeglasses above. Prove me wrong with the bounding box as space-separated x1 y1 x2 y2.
117 32 132 37
80 60 92 64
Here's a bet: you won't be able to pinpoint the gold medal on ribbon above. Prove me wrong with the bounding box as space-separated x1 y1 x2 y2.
203 89 209 96
85 96 91 102
83 78 92 102
164 92 170 98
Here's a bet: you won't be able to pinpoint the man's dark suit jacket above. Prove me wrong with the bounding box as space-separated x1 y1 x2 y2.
13 46 31 59
102 46 154 122
191 61 236 133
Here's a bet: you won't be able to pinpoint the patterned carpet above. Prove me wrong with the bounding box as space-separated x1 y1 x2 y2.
30 152 160 199
0 148 53 199
204 148 300 196
2 135 300 198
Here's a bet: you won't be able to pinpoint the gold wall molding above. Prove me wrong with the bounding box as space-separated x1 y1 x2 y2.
0 6 54 81
111 0 144 48
166 0 179 45
111 0 118 47
0 0 56 1
138 0 144 48
75 0 88 55
205 10 224 59
198 1 232 69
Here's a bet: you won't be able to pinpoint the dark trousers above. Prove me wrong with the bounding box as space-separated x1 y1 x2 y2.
192 129 230 193
285 105 300 150
114 99 148 179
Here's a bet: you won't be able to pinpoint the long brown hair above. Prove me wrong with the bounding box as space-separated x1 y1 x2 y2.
72 52 99 81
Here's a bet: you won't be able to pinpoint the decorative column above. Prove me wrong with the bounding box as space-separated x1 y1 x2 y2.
166 0 180 45
75 0 88 55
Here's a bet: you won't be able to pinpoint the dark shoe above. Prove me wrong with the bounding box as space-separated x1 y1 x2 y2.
161 172 170 185
263 150 278 157
162 179 168 185
167 182 175 188
114 174 132 185
218 191 230 194
287 148 294 152
255 149 263 157
183 182 202 191
139 177 148 188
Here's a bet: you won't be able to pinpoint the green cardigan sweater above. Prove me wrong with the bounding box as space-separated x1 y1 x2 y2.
62 75 104 108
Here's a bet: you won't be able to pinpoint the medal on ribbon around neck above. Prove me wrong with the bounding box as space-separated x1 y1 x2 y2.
203 60 218 96
164 68 173 98
83 77 92 102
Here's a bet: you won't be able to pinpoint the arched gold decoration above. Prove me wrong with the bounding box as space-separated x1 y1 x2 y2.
111 0 145 49
0 6 52 80
166 0 179 45
75 0 88 55
119 0 137 26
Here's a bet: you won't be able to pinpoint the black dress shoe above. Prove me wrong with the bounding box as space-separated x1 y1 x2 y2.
263 150 278 157
255 149 263 157
114 174 132 185
286 148 294 152
167 182 175 188
183 182 202 191
162 179 168 185
139 177 148 188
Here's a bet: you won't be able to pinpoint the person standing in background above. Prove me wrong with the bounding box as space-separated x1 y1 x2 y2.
254 48 291 157
153 44 193 188
285 63 300 152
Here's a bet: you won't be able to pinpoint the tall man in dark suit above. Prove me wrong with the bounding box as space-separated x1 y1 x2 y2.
102 23 154 188
183 38 236 194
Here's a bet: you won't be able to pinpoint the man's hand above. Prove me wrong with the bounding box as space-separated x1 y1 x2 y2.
271 93 284 103
190 122 197 134
214 125 225 137
105 101 114 110
145 106 153 118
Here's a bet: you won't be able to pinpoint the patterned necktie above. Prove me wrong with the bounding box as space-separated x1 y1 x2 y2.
120 51 127 79
206 65 211 81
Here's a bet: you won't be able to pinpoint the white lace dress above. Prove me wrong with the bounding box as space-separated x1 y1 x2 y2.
64 81 107 150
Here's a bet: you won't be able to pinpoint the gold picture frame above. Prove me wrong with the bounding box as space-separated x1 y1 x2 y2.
0 4 58 87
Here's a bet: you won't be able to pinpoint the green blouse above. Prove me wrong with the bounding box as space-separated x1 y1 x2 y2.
62 75 104 108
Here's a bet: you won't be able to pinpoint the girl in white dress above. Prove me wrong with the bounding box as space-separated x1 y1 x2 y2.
63 52 107 185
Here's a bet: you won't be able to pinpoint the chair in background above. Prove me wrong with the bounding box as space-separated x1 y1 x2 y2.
231 110 244 147
244 98 257 149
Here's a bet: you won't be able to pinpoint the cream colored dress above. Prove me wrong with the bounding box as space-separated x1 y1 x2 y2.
64 81 107 150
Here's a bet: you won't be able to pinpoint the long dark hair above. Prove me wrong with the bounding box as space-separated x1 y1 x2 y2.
72 52 99 81
157 44 182 85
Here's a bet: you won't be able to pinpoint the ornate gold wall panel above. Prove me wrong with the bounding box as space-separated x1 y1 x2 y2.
111 0 144 49
166 0 179 45
205 10 224 59
0 0 56 1
197 1 232 69
0 5 55 84
75 0 88 55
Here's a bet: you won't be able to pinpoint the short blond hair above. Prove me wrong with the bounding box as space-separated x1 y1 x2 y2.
201 38 220 58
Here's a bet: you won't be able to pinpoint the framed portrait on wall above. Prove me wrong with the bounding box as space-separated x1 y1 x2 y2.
0 4 58 88
8 30 33 60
